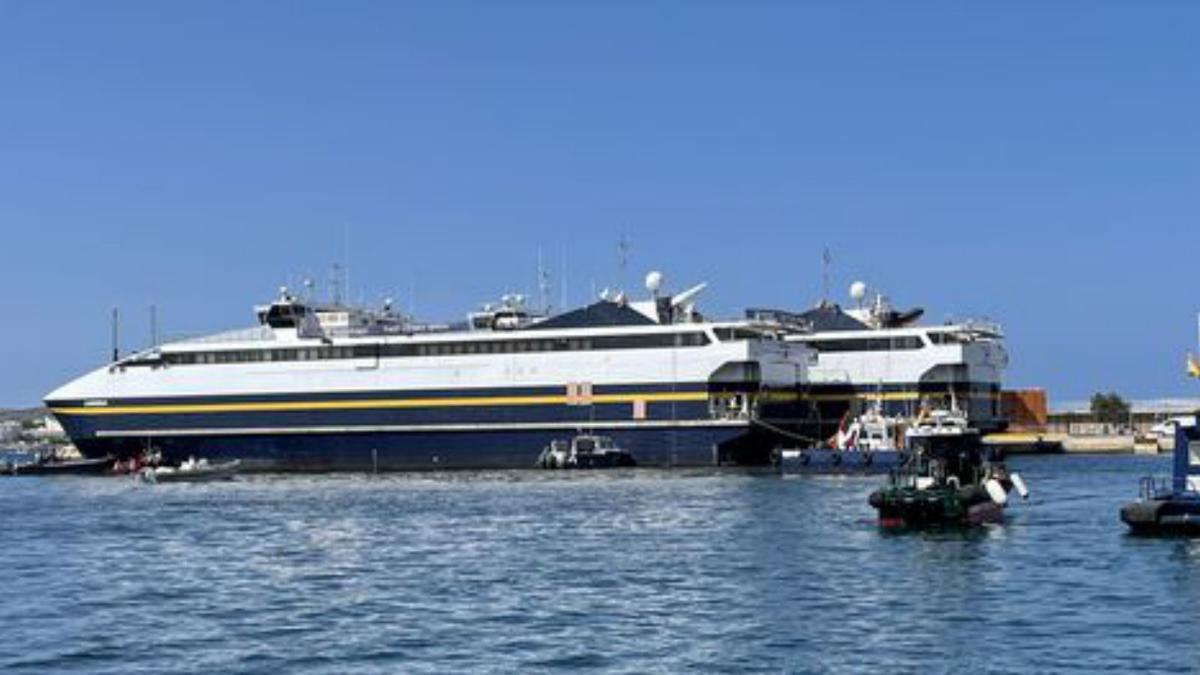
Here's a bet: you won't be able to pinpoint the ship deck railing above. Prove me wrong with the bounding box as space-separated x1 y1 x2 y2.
946 319 1003 338
168 327 278 345
1138 476 1200 501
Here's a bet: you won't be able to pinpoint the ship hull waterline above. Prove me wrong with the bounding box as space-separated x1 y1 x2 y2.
66 424 780 471
50 388 813 470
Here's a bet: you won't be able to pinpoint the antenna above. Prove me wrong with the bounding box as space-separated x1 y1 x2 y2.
618 233 631 283
537 247 551 314
560 243 568 311
111 307 120 362
149 304 158 347
343 224 351 306
822 246 832 303
331 263 344 305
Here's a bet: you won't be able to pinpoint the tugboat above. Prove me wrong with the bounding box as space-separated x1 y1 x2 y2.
777 405 906 475
537 434 636 469
868 407 1029 527
1120 422 1200 535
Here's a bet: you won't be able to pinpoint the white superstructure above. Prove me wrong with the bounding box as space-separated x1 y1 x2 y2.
46 273 814 469
753 281 1009 432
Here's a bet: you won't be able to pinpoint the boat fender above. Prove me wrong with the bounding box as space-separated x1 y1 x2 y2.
1010 472 1029 499
984 479 1008 506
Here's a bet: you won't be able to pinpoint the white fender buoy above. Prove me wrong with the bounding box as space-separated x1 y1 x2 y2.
1010 472 1029 499
985 478 1008 506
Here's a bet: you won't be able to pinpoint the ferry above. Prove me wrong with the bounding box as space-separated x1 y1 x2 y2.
44 273 815 471
750 281 1008 438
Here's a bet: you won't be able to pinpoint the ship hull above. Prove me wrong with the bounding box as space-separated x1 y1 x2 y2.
68 424 751 470
50 384 805 470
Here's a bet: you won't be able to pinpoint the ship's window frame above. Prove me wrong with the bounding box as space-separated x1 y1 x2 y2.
160 329 714 366
713 328 762 342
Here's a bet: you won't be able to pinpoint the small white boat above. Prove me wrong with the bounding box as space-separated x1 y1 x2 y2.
907 406 973 439
833 406 902 452
141 457 241 483
538 434 636 469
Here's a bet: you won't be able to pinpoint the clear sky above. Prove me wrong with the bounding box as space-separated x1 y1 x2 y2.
1 1 1197 408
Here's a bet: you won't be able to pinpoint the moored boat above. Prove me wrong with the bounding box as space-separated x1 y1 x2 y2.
1121 422 1200 535
5 456 112 476
1122 322 1200 534
141 457 241 484
777 405 906 475
537 434 636 469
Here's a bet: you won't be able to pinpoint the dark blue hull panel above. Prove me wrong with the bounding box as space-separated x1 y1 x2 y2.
73 425 747 470
50 382 818 470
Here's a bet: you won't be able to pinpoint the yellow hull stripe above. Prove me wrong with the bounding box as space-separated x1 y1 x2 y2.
50 391 710 416
50 389 996 416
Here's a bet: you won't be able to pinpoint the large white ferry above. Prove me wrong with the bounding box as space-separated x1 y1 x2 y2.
751 281 1008 437
45 273 815 470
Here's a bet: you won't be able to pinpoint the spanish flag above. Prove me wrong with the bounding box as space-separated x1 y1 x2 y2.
1189 352 1200 378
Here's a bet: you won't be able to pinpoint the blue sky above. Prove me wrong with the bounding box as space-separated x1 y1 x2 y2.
1 1 1197 407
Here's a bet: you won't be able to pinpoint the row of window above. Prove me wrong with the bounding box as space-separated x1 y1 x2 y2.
157 332 712 366
805 336 926 353
927 332 970 345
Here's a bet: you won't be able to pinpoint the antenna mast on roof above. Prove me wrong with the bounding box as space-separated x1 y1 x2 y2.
331 263 344 305
560 243 568 311
111 307 120 362
821 246 832 304
343 224 351 307
618 233 631 289
537 247 551 314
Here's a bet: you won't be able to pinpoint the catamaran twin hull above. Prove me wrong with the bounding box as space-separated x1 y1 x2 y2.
804 382 1006 438
48 384 810 470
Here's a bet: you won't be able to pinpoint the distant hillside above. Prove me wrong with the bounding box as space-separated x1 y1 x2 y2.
0 408 48 423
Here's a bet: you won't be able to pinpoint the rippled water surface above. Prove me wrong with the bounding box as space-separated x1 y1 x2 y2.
3 454 1199 674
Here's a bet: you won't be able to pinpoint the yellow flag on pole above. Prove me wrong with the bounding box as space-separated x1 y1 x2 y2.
1188 352 1200 378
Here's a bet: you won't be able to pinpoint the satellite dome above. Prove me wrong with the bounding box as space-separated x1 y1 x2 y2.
849 281 867 302
645 270 664 295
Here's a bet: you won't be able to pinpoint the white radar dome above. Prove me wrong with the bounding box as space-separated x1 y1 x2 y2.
645 270 664 295
849 281 867 302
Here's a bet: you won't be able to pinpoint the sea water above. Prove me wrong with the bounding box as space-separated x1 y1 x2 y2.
1 454 1196 674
